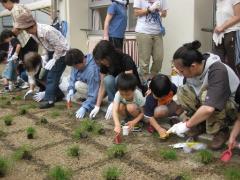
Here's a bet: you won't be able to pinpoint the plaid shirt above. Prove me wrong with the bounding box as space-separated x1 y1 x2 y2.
11 4 31 47
32 23 69 60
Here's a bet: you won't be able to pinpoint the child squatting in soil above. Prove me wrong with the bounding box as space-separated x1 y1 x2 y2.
144 74 183 139
0 30 21 92
112 73 145 134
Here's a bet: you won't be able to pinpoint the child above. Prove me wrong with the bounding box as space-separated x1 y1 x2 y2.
23 52 46 100
0 29 21 91
113 73 145 134
103 0 129 50
144 74 182 139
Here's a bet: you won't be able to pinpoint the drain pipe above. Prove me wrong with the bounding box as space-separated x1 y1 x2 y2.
51 0 58 20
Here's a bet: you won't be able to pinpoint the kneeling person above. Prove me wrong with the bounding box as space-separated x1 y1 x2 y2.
65 49 100 119
113 73 145 134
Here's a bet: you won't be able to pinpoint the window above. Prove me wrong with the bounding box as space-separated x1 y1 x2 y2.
89 0 136 31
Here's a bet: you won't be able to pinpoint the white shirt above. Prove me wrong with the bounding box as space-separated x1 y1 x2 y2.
216 0 240 33
134 0 168 34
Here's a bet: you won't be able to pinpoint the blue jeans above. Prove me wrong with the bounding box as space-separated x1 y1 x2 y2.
44 56 66 102
2 60 17 81
104 75 118 102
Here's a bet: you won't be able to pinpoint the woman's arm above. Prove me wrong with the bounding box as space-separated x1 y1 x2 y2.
103 14 113 40
113 101 121 133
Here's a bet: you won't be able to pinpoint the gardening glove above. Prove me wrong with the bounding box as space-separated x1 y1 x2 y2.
7 57 14 62
44 58 56 70
66 89 74 102
41 55 48 67
89 106 100 119
24 89 34 100
105 102 113 120
212 32 224 46
33 91 45 102
167 122 190 138
149 0 161 12
11 53 18 61
76 107 86 119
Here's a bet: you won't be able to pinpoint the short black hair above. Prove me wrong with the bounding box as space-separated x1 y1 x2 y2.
149 74 172 98
65 48 85 66
0 29 15 43
24 52 41 71
173 40 204 67
0 0 19 3
0 50 8 63
116 73 138 91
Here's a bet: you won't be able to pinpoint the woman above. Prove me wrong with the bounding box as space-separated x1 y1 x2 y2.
167 40 239 150
134 0 167 83
103 0 129 50
213 0 240 78
89 40 142 120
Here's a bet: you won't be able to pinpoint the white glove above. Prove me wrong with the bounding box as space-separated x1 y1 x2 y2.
44 59 56 70
89 106 100 119
41 55 48 67
11 53 18 61
24 89 33 100
212 33 224 46
76 107 86 119
7 57 14 62
33 91 45 102
167 122 190 137
105 102 113 120
149 1 161 12
66 89 74 102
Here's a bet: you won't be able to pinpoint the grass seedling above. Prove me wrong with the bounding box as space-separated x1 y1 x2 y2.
160 149 177 160
224 167 240 180
103 166 122 180
14 95 22 101
0 156 9 177
0 129 6 138
47 166 72 180
107 144 127 158
73 127 88 139
80 119 95 132
67 145 80 157
26 127 36 139
19 107 28 115
2 115 13 126
40 117 48 124
12 145 32 160
197 150 213 164
175 172 192 180
0 99 11 108
50 111 60 118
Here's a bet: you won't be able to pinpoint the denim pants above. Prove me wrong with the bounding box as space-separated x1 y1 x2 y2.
104 75 118 102
2 60 17 81
44 56 66 102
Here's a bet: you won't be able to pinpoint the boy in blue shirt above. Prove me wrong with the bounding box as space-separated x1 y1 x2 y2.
65 49 100 119
103 0 129 50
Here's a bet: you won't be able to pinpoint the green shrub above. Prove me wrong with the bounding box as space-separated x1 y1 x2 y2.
2 115 13 126
160 149 177 160
73 127 88 139
19 108 27 115
107 144 127 158
47 166 72 180
0 156 9 177
224 167 240 180
197 150 213 164
103 166 121 180
67 145 80 157
12 145 32 160
40 117 48 124
81 119 95 132
26 127 36 139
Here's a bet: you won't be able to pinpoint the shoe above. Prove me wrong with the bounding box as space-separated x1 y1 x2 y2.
186 122 205 139
55 91 65 102
39 101 54 109
209 128 229 150
20 82 29 89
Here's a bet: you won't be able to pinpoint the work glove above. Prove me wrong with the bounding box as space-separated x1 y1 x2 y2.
76 107 86 119
89 106 100 119
212 33 224 46
167 122 190 137
11 53 18 61
66 89 74 102
41 55 48 67
105 102 113 120
33 91 45 102
24 89 34 100
149 0 161 12
45 58 56 70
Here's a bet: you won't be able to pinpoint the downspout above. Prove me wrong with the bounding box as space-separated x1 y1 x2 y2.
51 0 58 20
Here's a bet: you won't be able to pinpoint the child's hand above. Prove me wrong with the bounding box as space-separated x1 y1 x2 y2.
114 125 121 134
126 120 137 130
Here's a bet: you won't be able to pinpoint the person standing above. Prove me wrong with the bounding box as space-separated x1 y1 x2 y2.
103 0 129 50
134 0 168 83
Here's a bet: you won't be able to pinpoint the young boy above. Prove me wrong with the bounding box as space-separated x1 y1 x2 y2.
0 29 21 91
23 52 46 100
144 74 182 139
113 73 145 134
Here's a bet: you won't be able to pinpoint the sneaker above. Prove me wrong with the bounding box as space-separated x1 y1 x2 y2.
209 128 229 150
132 125 142 132
39 101 54 109
20 82 29 89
